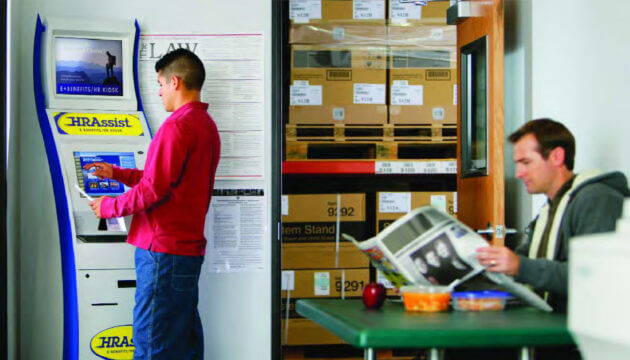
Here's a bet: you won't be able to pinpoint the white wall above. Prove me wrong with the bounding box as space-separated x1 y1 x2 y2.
505 0 630 225
6 1 21 359
504 0 533 239
8 0 273 359
530 1 630 175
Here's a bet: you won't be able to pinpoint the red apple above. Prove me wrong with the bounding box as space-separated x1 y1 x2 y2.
362 282 386 309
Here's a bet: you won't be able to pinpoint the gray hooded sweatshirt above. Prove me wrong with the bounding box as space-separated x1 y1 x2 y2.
514 170 630 313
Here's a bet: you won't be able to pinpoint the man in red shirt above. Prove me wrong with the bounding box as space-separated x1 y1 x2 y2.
84 48 220 360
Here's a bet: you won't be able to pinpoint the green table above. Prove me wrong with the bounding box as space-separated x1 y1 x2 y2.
296 299 575 360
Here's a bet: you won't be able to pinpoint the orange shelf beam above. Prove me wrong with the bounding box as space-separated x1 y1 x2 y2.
282 161 375 174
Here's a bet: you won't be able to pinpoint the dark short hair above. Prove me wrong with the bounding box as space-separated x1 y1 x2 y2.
155 48 205 90
508 118 575 170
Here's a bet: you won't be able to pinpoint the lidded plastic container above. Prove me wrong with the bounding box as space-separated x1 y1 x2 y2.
400 285 451 312
450 290 511 311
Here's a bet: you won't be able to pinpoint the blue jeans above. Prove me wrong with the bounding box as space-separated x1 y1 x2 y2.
133 247 204 360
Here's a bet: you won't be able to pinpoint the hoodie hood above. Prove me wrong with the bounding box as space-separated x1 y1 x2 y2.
572 170 630 197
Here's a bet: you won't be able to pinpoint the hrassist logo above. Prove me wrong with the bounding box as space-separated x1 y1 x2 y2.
54 112 144 136
90 325 134 360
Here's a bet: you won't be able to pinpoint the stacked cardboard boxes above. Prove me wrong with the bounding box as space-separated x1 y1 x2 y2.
282 0 459 351
388 46 457 125
388 0 456 126
281 194 369 345
290 0 386 23
388 0 451 25
289 0 388 125
289 0 456 128
290 45 388 124
289 0 387 44
388 0 454 39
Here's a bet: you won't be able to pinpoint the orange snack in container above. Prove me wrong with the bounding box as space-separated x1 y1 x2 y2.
400 286 451 312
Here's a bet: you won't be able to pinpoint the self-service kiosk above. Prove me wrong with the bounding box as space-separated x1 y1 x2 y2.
33 16 152 360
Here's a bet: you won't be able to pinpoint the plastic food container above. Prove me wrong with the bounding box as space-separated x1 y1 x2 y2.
400 285 451 312
450 290 511 311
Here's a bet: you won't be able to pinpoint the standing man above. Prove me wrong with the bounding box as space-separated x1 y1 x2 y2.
84 48 220 359
476 118 628 314
105 51 116 78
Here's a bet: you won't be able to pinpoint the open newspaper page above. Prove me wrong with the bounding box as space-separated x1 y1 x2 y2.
342 233 412 289
345 206 553 312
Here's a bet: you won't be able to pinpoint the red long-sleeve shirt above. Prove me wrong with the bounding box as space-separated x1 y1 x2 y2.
101 101 220 256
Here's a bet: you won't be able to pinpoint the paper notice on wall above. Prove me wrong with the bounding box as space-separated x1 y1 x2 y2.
209 103 263 131
219 131 264 157
205 189 266 273
139 34 265 180
354 0 385 19
216 158 264 179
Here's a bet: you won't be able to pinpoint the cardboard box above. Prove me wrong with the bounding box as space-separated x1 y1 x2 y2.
388 46 457 125
388 0 450 25
290 0 386 24
282 193 367 241
280 299 346 345
376 191 457 233
281 318 344 345
281 268 370 298
290 22 387 45
282 242 369 269
388 24 456 47
290 45 387 124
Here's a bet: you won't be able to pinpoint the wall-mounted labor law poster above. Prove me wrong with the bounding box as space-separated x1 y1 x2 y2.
138 34 265 180
204 189 266 273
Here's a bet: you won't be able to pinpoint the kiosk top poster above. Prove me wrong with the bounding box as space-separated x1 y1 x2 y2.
41 17 138 111
55 37 123 97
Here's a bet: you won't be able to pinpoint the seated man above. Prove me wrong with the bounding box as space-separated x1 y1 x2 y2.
477 118 629 313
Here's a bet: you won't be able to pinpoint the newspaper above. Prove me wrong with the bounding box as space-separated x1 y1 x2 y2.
343 206 553 312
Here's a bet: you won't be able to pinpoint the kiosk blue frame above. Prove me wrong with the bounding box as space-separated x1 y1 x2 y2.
33 15 151 360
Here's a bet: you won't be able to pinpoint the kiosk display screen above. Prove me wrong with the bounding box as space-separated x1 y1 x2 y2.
74 152 136 196
55 37 123 96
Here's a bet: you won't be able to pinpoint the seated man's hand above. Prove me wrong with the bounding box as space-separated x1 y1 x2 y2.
83 162 114 180
476 246 520 276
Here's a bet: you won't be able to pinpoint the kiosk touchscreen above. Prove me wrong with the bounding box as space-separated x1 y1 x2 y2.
34 16 150 360
75 152 136 196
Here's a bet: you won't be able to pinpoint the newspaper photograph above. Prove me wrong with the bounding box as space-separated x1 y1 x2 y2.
343 206 553 312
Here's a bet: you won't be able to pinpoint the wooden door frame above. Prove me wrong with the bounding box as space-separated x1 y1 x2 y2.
455 0 505 245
